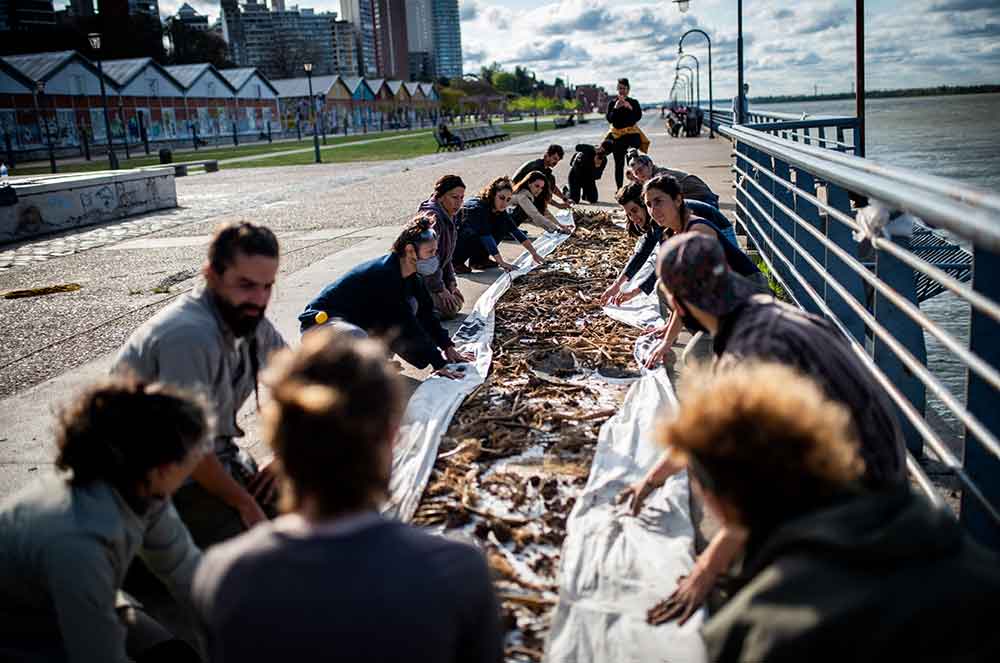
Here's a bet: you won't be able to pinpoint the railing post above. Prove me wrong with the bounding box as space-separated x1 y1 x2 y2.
793 171 828 316
824 184 867 343
747 146 772 264
837 126 847 153
874 234 927 458
771 158 795 296
818 126 827 150
962 246 1000 550
733 140 751 242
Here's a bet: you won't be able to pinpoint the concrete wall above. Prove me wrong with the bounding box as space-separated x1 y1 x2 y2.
0 170 177 244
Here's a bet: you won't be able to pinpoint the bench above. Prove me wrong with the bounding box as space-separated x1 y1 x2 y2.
434 125 510 151
171 160 220 177
554 116 575 129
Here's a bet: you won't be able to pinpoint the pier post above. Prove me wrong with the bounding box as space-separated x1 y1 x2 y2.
793 171 827 316
824 184 866 343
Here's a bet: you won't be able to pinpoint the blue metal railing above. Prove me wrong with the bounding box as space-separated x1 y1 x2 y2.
718 121 1000 550
706 107 862 154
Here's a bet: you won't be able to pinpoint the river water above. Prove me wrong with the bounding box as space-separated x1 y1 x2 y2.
752 94 1000 443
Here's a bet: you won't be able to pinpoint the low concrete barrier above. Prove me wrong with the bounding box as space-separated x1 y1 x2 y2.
0 169 177 245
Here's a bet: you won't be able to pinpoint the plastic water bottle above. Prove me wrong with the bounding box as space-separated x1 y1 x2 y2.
0 163 7 187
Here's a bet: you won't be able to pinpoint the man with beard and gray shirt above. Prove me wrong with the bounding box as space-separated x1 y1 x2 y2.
113 222 287 548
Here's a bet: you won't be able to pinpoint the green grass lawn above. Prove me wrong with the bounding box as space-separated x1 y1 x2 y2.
11 127 434 176
223 121 560 170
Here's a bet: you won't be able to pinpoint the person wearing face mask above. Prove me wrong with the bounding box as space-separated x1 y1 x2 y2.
298 214 473 380
613 175 766 368
114 222 287 548
625 148 721 209
418 175 467 319
617 233 907 629
510 171 573 235
452 176 546 274
0 377 209 663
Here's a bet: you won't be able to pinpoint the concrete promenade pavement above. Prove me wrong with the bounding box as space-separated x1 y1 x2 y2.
0 115 735 499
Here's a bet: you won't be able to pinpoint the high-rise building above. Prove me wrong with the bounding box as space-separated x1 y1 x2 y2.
174 2 209 31
340 0 377 77
331 19 359 76
374 0 407 80
0 0 56 30
406 0 432 53
431 0 461 80
220 0 245 64
239 3 339 79
68 0 95 17
408 51 433 82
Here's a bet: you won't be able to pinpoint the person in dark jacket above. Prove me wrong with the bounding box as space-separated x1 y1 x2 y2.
650 360 1000 662
418 174 466 319
619 232 909 628
567 141 612 203
613 175 766 368
625 148 721 209
453 176 545 274
298 214 473 379
0 376 208 663
605 77 648 189
512 144 571 209
194 328 504 663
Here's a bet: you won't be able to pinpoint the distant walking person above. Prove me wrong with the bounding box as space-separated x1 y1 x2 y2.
605 77 649 189
193 328 504 663
113 222 287 549
732 82 750 122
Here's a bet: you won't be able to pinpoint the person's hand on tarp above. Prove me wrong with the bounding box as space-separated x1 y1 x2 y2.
643 338 675 369
444 346 474 364
599 281 622 306
616 478 658 516
611 288 642 307
646 568 717 626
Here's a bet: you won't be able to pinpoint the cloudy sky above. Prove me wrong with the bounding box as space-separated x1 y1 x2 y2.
160 0 999 101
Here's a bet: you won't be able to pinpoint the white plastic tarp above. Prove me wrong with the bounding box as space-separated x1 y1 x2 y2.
384 212 574 522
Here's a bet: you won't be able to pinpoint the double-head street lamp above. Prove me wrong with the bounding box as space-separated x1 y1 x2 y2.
303 62 321 164
88 33 119 170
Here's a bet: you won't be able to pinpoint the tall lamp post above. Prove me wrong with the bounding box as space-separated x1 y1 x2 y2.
679 30 714 137
88 33 118 170
303 63 321 164
677 55 700 107
677 66 695 106
33 81 56 173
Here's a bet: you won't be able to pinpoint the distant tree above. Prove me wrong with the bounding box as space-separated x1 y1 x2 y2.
166 20 231 68
440 87 467 113
493 71 517 94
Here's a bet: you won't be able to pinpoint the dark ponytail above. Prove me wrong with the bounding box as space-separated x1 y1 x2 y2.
391 212 438 255
55 377 209 488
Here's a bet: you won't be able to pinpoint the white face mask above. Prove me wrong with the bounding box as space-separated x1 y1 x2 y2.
416 255 440 276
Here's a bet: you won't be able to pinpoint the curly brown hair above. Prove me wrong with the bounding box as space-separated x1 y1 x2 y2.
477 176 513 209
55 376 209 488
262 327 404 517
660 361 864 530
390 212 438 255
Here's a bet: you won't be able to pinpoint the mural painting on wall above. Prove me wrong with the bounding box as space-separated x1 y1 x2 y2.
0 110 19 148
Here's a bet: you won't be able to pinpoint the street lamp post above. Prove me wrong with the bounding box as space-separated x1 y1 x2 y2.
737 0 745 124
677 66 695 106
677 53 700 109
304 63 321 164
88 33 118 170
677 73 691 105
679 28 715 138
33 81 56 173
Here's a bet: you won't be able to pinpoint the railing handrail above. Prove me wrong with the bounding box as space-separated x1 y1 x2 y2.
722 123 1000 251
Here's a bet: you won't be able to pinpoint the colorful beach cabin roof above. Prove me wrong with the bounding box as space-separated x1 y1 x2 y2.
387 80 409 102
1 50 113 96
404 81 424 100
418 82 438 101
164 64 236 97
341 76 375 102
220 68 279 99
367 78 391 101
270 74 341 99
101 58 186 97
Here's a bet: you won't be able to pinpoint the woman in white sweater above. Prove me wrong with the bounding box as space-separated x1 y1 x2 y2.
510 170 572 235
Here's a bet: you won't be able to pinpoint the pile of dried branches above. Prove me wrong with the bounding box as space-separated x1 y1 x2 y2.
412 209 643 660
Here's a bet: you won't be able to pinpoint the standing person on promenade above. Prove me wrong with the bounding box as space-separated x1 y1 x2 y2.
510 171 573 235
732 82 750 122
619 233 908 626
626 148 721 209
298 214 473 379
418 175 466 319
512 144 572 209
0 377 208 663
605 77 648 189
193 328 504 663
613 175 765 367
452 176 546 274
656 362 1000 661
567 141 612 203
113 222 287 549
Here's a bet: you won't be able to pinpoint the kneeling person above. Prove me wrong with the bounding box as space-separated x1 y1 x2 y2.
453 176 545 273
298 214 473 379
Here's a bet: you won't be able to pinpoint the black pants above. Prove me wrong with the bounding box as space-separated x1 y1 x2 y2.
568 169 599 204
610 132 643 189
453 229 501 268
